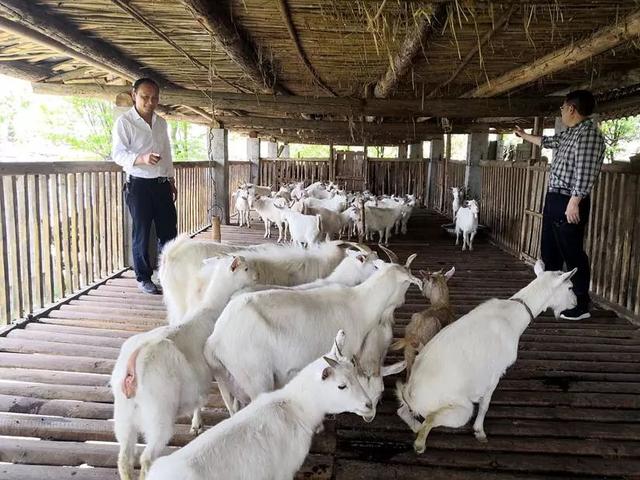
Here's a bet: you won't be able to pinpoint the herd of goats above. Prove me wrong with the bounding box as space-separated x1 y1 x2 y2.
111 181 578 480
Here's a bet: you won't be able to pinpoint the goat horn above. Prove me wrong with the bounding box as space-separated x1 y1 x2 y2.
342 241 372 254
379 245 399 264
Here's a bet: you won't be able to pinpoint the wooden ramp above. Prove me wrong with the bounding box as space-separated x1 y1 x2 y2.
0 210 638 480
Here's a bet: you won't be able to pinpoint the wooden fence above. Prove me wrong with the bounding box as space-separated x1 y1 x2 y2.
367 159 426 201
0 161 213 325
424 159 466 215
259 158 331 190
479 160 640 319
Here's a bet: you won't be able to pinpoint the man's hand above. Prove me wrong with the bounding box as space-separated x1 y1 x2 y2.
565 196 581 224
514 125 525 138
136 152 161 165
169 179 178 202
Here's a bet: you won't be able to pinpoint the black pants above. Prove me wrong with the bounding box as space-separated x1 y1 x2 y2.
541 192 591 308
125 177 177 282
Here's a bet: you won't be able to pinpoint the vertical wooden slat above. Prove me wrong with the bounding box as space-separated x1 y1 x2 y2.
117 173 125 269
77 173 87 288
27 175 42 309
39 175 53 304
91 172 100 282
85 173 95 284
98 172 107 278
58 174 71 296
68 173 79 292
111 172 118 270
50 174 64 301
104 172 113 275
595 172 612 296
4 177 21 320
618 174 637 308
0 178 10 323
16 175 32 316
608 174 626 301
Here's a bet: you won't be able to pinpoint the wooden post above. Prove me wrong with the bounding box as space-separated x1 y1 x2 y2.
208 127 230 224
398 144 408 159
531 116 543 162
440 134 451 212
247 131 260 184
329 142 335 182
465 128 489 200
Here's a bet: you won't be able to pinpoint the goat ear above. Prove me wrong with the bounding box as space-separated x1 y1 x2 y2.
230 256 242 272
323 356 340 369
405 253 417 269
321 366 333 381
559 268 578 283
444 266 455 281
381 361 406 377
534 260 545 277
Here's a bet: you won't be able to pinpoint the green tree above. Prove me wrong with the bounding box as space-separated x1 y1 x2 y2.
600 116 640 162
290 143 330 158
44 98 114 160
168 120 206 162
0 90 30 142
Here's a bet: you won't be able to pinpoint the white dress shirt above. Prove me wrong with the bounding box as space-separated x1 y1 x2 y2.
112 107 174 179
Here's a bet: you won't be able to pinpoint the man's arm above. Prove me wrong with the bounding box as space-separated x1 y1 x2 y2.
112 117 160 167
513 125 543 146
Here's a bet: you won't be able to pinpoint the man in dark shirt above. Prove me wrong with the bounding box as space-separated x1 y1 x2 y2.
515 90 606 320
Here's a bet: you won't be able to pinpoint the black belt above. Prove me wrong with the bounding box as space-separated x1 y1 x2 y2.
129 175 170 184
548 187 572 196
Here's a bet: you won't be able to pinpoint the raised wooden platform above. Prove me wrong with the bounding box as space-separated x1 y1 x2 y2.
1 210 638 479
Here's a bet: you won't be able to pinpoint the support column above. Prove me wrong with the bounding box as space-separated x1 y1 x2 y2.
247 131 260 185
531 116 543 162
208 127 230 225
409 142 423 159
267 138 278 158
464 128 489 201
281 142 290 158
430 137 444 160
398 144 408 159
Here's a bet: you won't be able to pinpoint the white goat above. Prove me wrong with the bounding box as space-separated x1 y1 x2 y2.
305 194 347 213
305 205 355 240
291 181 306 201
160 236 347 324
234 188 250 227
396 261 577 454
253 195 287 242
455 199 479 251
112 256 257 480
451 187 463 222
147 331 373 480
279 209 323 247
205 256 421 419
361 205 403 246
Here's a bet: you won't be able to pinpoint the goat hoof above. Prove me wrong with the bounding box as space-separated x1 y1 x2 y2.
190 424 204 436
474 431 488 443
413 441 426 454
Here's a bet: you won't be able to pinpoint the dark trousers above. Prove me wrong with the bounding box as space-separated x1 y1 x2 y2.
541 192 591 308
125 177 177 282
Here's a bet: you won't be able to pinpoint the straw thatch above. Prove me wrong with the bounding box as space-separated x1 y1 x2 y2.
1 0 640 143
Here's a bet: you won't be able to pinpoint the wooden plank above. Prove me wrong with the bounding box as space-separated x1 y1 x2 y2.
76 173 88 288
0 464 119 480
27 175 42 309
104 172 112 275
0 337 120 360
116 173 125 269
608 173 625 302
98 172 107 278
25 322 134 338
0 367 110 386
91 172 100 281
5 177 21 320
84 173 94 284
8 329 125 349
0 178 10 323
58 174 72 296
50 174 64 301
38 174 53 304
68 173 79 292
0 352 115 374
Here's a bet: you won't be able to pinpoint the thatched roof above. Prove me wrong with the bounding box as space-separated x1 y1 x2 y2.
1 0 639 144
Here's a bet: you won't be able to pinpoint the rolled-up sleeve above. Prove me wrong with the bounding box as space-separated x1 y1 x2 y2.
112 117 137 169
541 133 561 149
572 129 605 197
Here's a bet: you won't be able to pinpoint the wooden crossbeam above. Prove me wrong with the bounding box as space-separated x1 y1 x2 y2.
276 0 336 96
31 82 562 118
464 8 640 98
181 0 290 95
0 59 51 82
373 4 448 98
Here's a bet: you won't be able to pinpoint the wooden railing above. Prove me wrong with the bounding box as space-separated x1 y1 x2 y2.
367 158 426 200
480 160 640 320
0 161 213 325
259 158 331 190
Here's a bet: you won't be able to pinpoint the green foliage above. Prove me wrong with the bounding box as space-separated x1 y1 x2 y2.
0 89 30 142
289 143 330 158
168 120 206 162
43 98 114 160
367 146 399 158
600 116 640 162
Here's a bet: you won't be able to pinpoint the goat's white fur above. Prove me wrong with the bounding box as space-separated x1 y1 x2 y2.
455 199 479 251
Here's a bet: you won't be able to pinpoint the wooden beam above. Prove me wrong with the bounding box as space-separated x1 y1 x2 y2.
465 8 640 98
429 5 516 97
374 4 448 98
43 66 95 83
276 0 336 96
0 1 161 85
31 82 562 118
181 0 289 95
108 0 248 94
0 60 51 82
553 65 640 96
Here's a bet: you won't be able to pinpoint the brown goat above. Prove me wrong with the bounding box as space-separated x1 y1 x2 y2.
391 267 455 379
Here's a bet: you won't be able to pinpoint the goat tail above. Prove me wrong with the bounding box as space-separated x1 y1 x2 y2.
120 337 172 400
390 338 407 351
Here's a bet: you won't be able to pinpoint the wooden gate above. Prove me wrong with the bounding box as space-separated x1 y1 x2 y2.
334 151 367 191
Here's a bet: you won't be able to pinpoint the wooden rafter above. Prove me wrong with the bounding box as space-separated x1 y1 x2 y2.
43 66 95 84
464 8 640 98
181 0 290 95
428 5 516 98
0 59 51 82
31 83 563 118
276 0 336 96
109 0 248 94
373 4 448 98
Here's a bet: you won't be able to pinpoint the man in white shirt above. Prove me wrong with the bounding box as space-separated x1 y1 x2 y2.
112 78 178 294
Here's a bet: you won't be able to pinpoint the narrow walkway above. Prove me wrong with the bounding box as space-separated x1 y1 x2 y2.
0 210 638 479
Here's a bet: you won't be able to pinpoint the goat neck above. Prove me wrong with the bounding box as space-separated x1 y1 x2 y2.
428 279 450 309
508 277 555 333
279 361 331 431
353 267 407 329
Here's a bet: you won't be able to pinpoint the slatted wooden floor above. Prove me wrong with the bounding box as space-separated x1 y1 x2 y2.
0 209 639 479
